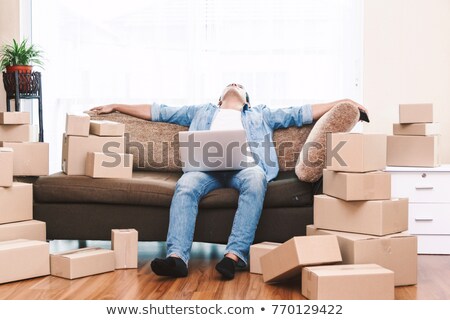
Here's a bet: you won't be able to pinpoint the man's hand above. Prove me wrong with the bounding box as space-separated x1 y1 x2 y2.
90 105 116 114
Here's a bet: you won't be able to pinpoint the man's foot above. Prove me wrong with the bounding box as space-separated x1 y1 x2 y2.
151 257 188 278
215 257 237 280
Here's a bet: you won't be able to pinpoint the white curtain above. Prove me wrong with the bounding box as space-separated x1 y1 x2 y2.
32 0 362 173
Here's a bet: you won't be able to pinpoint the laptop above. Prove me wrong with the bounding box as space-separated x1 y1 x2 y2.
178 129 253 172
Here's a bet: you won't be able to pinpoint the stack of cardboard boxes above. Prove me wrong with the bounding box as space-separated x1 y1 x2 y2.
63 113 132 178
387 103 440 167
0 111 50 284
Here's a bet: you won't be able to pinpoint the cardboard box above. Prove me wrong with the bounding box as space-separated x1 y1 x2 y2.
0 147 13 187
326 133 386 172
306 225 417 286
399 103 433 124
0 124 30 142
65 113 90 137
323 169 391 201
387 135 440 167
85 152 133 179
50 247 115 279
62 134 125 175
302 264 395 300
249 242 281 274
112 229 138 269
260 235 342 283
314 195 408 236
0 220 46 242
0 239 50 284
0 142 49 176
393 123 439 136
0 182 33 224
0 112 30 124
90 120 125 137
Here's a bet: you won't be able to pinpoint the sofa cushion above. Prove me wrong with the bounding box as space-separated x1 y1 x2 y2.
34 171 313 209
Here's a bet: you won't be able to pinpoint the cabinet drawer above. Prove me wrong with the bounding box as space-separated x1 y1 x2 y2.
391 171 450 203
409 203 450 235
416 235 450 254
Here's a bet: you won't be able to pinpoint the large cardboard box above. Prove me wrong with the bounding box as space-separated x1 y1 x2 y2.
326 133 386 172
314 195 408 236
90 120 125 137
0 124 30 142
249 242 281 274
0 220 46 242
399 103 433 124
322 169 391 201
0 142 49 176
85 152 133 179
65 113 90 137
0 147 13 187
62 134 125 175
260 235 342 283
50 247 115 279
393 123 439 136
387 135 440 167
301 264 395 300
0 182 33 224
112 229 138 269
0 239 50 284
306 225 417 286
0 112 30 124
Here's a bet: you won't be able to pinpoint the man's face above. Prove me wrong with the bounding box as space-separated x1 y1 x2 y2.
220 83 247 104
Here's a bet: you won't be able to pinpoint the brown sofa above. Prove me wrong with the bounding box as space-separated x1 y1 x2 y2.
33 104 359 243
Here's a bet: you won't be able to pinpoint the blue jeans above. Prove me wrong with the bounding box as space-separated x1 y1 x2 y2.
166 166 268 267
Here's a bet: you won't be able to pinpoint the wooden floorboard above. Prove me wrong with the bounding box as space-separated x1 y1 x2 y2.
0 240 448 300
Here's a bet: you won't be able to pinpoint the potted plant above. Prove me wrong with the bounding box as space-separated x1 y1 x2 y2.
0 38 44 73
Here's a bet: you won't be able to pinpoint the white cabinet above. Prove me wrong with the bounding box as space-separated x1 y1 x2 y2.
386 165 450 254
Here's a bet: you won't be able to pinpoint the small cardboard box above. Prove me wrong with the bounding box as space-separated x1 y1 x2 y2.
314 195 408 236
0 147 13 187
90 120 125 137
0 182 33 224
393 123 439 136
65 113 90 137
326 133 386 172
50 247 115 279
323 169 391 201
399 103 433 124
249 242 281 274
302 264 395 300
85 152 133 179
260 235 342 283
111 229 138 269
0 124 30 142
306 225 417 286
0 142 49 176
387 135 440 167
0 112 30 124
62 134 125 175
0 220 46 242
0 239 50 284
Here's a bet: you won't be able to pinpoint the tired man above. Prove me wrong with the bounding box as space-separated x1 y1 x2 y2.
91 84 366 280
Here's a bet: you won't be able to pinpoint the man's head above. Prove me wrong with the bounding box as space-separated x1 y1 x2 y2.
218 83 250 107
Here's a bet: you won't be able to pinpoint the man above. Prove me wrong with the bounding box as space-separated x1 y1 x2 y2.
91 84 366 280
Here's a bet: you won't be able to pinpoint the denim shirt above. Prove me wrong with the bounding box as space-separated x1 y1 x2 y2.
151 102 313 181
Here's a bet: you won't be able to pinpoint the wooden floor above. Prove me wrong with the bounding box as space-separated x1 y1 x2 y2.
0 240 449 300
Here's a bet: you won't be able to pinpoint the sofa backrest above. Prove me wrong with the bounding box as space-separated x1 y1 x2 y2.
88 111 314 172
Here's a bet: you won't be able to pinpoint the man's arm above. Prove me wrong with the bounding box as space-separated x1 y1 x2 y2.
312 99 367 121
90 104 152 120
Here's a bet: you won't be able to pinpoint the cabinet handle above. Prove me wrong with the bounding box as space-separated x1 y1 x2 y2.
415 218 434 222
415 186 434 190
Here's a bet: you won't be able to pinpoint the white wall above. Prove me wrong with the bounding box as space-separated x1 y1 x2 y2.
363 0 450 163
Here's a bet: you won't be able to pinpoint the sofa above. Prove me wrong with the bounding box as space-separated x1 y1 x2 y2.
33 103 360 244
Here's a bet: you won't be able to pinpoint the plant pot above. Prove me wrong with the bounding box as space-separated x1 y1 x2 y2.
6 65 33 73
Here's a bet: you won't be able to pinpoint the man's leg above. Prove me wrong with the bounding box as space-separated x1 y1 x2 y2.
216 166 267 279
151 171 223 277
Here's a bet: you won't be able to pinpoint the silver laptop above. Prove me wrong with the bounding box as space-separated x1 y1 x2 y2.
178 129 253 172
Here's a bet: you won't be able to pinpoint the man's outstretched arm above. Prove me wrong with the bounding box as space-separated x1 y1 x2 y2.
90 104 152 120
312 99 367 121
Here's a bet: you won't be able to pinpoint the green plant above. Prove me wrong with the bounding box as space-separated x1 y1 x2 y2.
0 38 44 71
